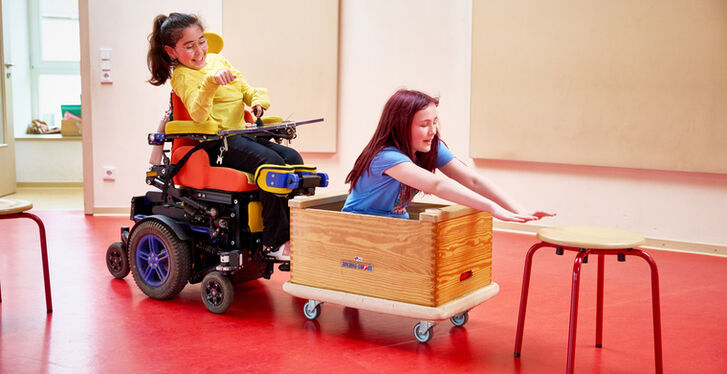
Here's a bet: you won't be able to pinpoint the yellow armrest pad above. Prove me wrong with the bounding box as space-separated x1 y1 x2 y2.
261 116 283 124
165 120 219 135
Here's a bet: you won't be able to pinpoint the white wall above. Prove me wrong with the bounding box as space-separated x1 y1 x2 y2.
15 139 82 182
84 0 727 248
83 0 221 208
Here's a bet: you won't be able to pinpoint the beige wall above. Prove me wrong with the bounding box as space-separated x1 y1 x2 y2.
82 0 727 249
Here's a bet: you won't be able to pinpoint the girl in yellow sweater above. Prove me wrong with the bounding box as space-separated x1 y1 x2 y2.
147 13 297 261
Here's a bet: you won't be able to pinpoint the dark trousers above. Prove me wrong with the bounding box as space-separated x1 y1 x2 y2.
202 135 303 248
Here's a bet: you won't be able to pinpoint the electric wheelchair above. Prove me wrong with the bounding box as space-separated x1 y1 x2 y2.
105 32 327 314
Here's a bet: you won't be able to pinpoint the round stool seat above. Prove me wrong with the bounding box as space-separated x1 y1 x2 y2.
537 226 645 249
0 198 33 215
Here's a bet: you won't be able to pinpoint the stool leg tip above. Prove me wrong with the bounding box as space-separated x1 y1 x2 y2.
595 344 602 348
514 353 521 357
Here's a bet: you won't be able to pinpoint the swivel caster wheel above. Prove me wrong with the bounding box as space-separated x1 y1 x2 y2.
449 311 469 327
106 242 130 279
303 300 322 320
413 321 435 343
201 271 234 314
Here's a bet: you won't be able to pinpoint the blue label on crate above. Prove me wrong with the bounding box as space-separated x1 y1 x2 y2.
341 258 373 272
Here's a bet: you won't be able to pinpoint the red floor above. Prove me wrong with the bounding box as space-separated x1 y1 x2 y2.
1 211 726 373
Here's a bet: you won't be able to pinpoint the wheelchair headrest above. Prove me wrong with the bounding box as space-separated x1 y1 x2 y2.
204 31 223 54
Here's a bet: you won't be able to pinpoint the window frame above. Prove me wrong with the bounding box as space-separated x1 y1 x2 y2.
28 0 80 127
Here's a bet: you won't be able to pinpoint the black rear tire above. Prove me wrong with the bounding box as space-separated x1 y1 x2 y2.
128 220 191 300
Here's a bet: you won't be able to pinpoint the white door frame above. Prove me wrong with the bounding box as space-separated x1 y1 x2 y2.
0 0 17 197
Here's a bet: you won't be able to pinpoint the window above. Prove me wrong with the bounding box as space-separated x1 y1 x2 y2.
30 0 80 128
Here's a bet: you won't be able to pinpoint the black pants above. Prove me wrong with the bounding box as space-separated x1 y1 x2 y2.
202 135 303 248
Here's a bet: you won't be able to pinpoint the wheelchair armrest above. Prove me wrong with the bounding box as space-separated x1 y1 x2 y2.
165 120 219 135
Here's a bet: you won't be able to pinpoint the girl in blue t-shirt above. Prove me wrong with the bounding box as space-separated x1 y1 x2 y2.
343 89 554 222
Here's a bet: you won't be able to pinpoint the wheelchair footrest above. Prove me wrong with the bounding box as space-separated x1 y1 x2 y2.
255 165 299 195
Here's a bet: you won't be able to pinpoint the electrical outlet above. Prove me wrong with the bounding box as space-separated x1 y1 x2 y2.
103 166 117 181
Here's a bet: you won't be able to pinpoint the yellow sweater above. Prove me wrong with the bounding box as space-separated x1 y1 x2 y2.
170 53 271 130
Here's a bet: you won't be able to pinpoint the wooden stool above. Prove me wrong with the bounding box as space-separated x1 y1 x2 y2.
0 198 53 313
513 226 662 373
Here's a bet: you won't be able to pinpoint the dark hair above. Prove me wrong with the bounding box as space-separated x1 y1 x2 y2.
147 13 204 86
345 89 441 204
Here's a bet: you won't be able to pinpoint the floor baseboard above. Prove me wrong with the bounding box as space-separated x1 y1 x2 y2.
17 182 83 188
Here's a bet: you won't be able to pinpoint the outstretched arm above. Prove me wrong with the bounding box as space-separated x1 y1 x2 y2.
385 162 538 223
439 158 555 219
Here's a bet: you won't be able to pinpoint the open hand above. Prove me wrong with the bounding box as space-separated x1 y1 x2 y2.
492 208 538 223
526 211 556 220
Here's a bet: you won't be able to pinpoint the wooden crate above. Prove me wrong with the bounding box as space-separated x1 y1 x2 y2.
289 193 492 307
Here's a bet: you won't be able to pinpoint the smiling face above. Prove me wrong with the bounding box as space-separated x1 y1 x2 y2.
164 25 208 70
410 103 438 153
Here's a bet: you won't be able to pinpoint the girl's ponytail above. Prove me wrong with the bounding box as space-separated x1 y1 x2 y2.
146 13 203 86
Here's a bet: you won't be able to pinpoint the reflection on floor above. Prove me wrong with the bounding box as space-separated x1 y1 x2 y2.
3 186 83 210
1 211 726 373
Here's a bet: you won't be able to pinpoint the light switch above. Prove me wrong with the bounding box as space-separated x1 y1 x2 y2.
100 48 112 60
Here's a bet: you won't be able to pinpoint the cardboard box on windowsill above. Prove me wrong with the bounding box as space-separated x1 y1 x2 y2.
61 119 82 136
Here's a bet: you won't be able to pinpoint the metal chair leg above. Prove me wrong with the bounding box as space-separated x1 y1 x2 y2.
566 250 589 374
596 254 605 348
514 242 550 356
0 213 53 313
632 249 663 374
25 213 53 313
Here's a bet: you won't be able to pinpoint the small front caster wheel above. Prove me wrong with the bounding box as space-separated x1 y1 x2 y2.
413 322 434 343
303 300 321 320
449 311 469 327
201 272 234 314
106 242 130 279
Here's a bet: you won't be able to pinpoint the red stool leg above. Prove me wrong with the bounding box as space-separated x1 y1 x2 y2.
631 249 663 374
514 242 551 356
7 213 53 313
25 213 53 313
567 250 589 374
596 253 605 348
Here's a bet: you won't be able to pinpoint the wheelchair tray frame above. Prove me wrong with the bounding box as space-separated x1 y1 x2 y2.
150 118 323 143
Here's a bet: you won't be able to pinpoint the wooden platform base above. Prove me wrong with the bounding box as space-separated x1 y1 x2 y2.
283 281 500 321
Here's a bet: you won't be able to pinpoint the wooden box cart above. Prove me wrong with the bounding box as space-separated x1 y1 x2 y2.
283 192 499 342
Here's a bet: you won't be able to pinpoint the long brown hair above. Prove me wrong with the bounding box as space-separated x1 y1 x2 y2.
345 89 441 203
147 13 204 86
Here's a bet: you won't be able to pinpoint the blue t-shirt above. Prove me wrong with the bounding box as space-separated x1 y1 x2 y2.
342 142 455 219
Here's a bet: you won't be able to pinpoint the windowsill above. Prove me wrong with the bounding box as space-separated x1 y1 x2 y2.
15 134 82 141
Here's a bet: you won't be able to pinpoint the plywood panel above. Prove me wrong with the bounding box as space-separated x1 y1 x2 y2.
471 0 727 174
222 0 338 152
434 212 492 305
290 208 438 306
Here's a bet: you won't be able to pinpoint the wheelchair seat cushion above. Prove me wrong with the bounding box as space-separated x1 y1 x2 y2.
171 144 258 192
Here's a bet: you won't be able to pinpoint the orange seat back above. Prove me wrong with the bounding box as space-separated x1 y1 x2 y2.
170 92 258 192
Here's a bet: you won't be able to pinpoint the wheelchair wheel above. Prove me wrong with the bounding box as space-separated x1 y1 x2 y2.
128 220 191 300
201 271 234 314
106 242 130 279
